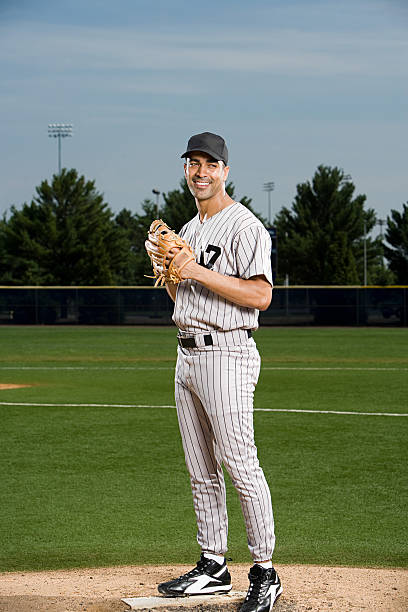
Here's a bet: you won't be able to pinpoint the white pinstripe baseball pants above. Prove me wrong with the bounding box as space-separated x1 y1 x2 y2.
175 339 275 561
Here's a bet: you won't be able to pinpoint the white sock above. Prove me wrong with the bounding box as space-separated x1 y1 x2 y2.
203 552 225 565
256 560 272 569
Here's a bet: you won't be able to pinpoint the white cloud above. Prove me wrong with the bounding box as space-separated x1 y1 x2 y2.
1 20 408 83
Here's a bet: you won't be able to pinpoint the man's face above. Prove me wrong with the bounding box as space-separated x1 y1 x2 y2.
184 152 229 201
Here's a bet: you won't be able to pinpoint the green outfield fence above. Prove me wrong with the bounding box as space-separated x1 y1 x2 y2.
0 286 407 326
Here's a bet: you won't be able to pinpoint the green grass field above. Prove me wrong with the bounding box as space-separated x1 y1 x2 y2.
0 326 407 572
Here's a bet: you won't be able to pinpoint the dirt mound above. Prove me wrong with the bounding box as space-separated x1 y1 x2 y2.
0 564 407 611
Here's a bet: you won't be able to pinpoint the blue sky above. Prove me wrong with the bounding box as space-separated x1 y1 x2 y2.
1 0 407 233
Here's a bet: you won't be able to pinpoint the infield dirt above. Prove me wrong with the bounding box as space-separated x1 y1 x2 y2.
0 564 407 611
0 384 33 390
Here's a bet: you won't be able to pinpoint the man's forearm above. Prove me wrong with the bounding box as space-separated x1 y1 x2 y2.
190 265 272 311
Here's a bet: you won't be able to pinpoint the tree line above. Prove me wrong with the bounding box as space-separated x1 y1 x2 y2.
0 166 406 286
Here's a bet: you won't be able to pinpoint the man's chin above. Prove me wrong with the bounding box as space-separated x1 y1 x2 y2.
193 190 211 201
188 183 214 201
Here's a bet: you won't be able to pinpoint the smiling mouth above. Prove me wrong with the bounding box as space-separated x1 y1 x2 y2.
194 181 211 188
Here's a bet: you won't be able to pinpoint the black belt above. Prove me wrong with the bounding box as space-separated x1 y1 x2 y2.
178 330 252 349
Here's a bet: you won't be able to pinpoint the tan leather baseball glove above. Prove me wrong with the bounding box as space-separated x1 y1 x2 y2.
145 219 196 286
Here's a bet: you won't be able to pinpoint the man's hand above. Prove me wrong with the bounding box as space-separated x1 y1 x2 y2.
166 247 199 281
145 220 196 286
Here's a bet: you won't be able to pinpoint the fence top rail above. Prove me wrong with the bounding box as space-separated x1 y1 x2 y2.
0 286 160 290
0 285 407 291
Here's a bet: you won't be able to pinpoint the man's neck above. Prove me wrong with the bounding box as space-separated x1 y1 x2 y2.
196 193 234 222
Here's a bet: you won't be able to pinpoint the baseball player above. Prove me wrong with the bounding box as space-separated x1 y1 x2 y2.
155 132 282 611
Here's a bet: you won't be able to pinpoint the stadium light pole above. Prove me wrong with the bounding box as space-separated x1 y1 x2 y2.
48 123 73 174
152 189 160 217
363 219 367 286
263 181 275 226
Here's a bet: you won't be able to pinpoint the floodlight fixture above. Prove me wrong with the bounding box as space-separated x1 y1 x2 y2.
152 189 161 217
263 181 275 225
48 123 73 174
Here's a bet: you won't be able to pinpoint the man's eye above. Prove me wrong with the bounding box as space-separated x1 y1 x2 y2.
208 164 218 169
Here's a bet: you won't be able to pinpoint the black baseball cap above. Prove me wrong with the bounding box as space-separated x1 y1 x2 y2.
181 132 228 165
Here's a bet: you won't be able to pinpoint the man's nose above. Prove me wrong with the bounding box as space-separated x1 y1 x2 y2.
196 164 207 177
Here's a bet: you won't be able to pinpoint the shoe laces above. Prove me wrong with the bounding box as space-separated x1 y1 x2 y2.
178 557 214 580
245 568 273 602
245 580 261 603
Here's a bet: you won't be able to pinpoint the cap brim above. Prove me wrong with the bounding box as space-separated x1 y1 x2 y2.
181 148 227 164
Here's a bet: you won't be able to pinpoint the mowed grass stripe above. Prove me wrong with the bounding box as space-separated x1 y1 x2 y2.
1 365 408 371
0 326 407 365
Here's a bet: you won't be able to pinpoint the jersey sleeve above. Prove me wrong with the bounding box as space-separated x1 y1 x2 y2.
233 223 273 286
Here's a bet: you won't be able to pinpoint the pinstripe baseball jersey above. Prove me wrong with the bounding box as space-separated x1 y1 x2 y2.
173 201 272 333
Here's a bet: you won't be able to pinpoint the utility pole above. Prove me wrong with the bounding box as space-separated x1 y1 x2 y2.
48 123 73 174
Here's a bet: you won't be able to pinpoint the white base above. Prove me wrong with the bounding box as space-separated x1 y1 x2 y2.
122 590 246 610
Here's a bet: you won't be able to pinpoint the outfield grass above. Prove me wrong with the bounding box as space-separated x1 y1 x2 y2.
0 326 407 572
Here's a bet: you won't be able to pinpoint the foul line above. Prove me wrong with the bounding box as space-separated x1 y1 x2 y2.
255 408 407 417
0 401 406 417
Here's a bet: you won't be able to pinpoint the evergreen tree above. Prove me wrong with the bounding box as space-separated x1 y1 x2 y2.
0 169 126 285
274 165 382 284
384 202 408 283
114 200 157 285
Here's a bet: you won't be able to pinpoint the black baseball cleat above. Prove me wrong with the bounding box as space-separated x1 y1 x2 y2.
157 554 232 597
240 564 283 611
